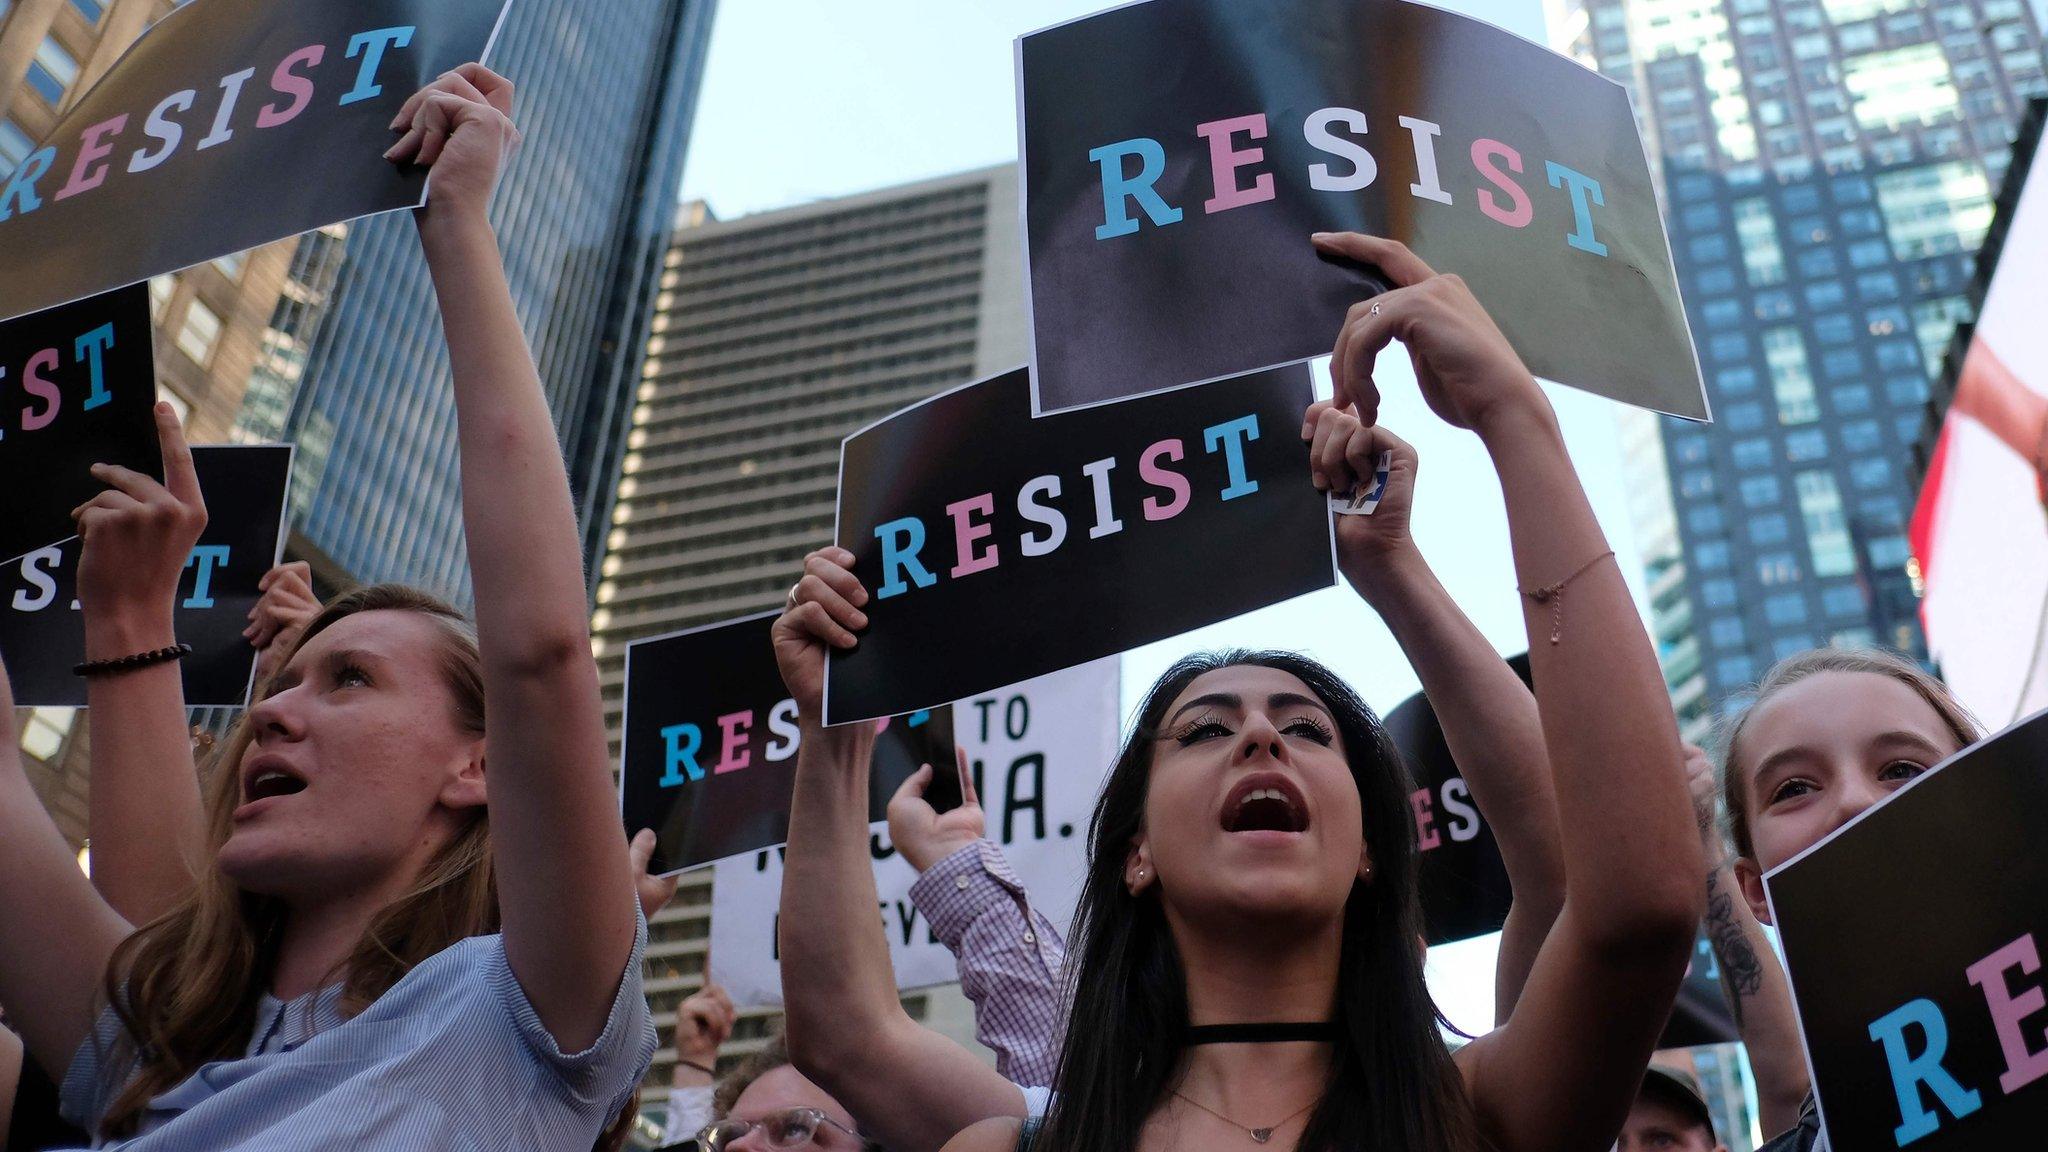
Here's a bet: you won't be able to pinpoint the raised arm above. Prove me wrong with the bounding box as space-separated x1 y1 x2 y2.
1311 234 1702 1152
0 655 130 1079
71 405 209 924
394 65 635 1051
1303 412 1563 1023
774 551 1031 1152
1687 744 1807 1133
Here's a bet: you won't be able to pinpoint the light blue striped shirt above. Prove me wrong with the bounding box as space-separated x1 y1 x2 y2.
58 912 656 1150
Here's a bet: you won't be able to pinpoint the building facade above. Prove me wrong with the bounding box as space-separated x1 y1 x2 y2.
2 0 303 842
263 0 718 602
593 165 1028 1097
1547 0 2048 734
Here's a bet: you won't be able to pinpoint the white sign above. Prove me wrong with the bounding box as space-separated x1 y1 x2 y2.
711 658 1120 1006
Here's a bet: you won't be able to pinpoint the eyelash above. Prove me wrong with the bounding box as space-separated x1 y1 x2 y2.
1768 760 1930 803
334 663 371 688
1169 715 1335 746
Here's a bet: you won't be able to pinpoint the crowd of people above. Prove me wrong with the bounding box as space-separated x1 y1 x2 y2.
0 65 1994 1152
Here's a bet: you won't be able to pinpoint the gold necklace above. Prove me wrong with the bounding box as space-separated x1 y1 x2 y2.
1169 1088 1317 1144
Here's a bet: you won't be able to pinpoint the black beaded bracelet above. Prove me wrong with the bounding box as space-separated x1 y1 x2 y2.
73 643 192 678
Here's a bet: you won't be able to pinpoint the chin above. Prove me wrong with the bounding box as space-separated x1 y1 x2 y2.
215 828 316 897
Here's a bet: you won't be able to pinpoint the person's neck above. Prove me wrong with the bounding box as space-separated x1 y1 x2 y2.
1168 915 1342 1120
268 861 432 1000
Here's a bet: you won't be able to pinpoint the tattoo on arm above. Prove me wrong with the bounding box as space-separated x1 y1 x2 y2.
1705 877 1763 1030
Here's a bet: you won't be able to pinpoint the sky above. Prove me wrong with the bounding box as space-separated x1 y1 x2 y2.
676 0 1651 1036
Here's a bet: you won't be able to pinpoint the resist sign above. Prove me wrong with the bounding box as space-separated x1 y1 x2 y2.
1767 710 2048 1150
823 364 1333 726
1017 0 1703 419
0 0 510 322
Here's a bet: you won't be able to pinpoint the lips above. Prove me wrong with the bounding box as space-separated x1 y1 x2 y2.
240 755 308 806
1220 771 1310 834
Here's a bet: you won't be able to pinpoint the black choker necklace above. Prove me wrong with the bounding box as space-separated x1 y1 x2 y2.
1183 1022 1338 1045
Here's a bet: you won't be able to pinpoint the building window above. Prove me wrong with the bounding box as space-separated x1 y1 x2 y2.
1764 592 1809 626
1725 401 1768 432
1911 296 1973 374
1832 384 1873 414
1733 198 1786 285
1868 534 1911 569
1855 270 1901 300
1884 375 1927 406
69 0 104 22
1753 289 1797 320
1733 438 1774 469
1708 333 1749 363
175 299 222 366
1739 474 1784 508
1846 44 1961 130
1874 162 1993 260
1695 541 1733 571
1689 507 1729 536
1717 367 1760 394
1702 579 1739 609
1814 314 1855 345
1804 282 1848 310
1850 458 1892 489
0 119 33 177
1702 299 1745 329
28 37 79 105
1821 583 1867 618
1764 327 1821 424
1710 618 1746 648
18 707 73 761
1785 428 1829 461
1751 514 1792 546
147 274 176 320
1797 471 1857 577
1821 348 1864 380
1758 551 1804 585
213 251 246 281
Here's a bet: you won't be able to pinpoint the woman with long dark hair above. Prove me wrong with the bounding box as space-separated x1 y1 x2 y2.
776 234 1704 1152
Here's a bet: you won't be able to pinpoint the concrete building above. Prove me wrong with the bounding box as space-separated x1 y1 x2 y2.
257 0 719 602
1 0 302 843
1546 0 2048 735
592 165 1028 1095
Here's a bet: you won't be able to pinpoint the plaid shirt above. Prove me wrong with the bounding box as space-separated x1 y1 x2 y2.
909 840 1068 1088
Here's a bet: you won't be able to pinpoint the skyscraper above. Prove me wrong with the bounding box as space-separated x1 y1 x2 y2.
268 0 718 602
593 165 1028 1093
1546 0 2048 734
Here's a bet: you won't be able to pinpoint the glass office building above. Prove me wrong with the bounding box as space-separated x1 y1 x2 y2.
269 0 718 603
1547 0 2046 734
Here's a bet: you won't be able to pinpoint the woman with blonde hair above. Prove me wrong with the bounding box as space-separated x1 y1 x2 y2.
0 64 653 1150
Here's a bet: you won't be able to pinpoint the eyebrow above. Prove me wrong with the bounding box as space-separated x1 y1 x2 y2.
1167 691 1334 725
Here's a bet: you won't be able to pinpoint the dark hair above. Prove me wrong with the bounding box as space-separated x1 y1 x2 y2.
1036 651 1482 1152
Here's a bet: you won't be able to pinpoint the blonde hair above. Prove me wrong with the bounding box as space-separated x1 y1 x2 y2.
1714 646 1980 862
98 585 497 1138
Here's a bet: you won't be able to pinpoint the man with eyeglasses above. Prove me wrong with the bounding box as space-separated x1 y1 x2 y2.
686 1035 877 1152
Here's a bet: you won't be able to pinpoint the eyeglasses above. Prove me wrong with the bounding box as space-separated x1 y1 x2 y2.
697 1107 863 1151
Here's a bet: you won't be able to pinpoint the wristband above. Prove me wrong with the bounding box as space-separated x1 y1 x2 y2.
679 1059 716 1077
73 643 191 678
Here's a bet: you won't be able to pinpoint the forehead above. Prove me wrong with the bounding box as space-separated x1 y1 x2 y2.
1168 664 1328 714
730 1065 855 1129
1741 670 1961 773
282 610 448 677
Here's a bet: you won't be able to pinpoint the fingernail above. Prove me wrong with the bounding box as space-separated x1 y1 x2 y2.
1311 232 1332 241
851 611 869 628
155 401 172 415
383 145 402 160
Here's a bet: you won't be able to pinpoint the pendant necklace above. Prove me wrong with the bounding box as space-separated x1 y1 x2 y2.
1169 1089 1317 1144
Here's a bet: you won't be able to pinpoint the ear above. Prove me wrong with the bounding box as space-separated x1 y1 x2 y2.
439 737 488 812
1124 838 1156 895
1734 855 1771 926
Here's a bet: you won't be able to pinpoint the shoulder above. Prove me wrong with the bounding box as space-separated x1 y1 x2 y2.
945 1115 1028 1152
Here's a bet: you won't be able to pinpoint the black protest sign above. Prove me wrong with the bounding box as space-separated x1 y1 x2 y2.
0 285 158 564
824 364 1333 725
1766 710 2048 1151
1017 0 1704 420
0 444 292 707
0 0 511 322
619 610 956 875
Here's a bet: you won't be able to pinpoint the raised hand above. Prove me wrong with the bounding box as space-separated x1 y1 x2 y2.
1310 233 1548 436
887 748 984 873
674 982 737 1070
1682 742 1723 858
1302 400 1420 587
386 63 522 221
246 561 321 681
72 402 206 642
628 828 681 923
772 546 867 720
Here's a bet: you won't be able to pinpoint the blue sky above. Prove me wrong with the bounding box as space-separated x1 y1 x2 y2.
675 0 1650 1034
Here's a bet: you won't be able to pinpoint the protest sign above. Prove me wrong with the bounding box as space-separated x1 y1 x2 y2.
619 610 957 875
1 444 292 707
0 285 158 565
824 363 1333 725
1766 710 2048 1151
1016 0 1704 420
0 0 511 323
710 658 1119 1006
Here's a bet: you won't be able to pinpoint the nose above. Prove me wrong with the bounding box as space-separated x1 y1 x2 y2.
1826 773 1889 836
1236 710 1285 764
244 683 308 744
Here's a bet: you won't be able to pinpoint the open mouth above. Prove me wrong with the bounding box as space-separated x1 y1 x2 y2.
1220 772 1310 834
242 760 308 804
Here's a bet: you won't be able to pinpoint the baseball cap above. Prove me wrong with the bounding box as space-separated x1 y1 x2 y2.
1639 1065 1716 1136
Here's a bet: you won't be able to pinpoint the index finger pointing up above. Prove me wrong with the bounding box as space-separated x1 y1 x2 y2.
155 402 204 509
1310 232 1438 288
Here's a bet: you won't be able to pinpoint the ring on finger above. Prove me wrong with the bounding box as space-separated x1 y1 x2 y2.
786 581 802 609
1369 302 1382 316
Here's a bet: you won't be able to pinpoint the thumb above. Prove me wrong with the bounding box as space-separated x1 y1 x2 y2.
629 828 657 874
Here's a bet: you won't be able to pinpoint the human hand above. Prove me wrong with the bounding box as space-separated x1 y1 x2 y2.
629 828 681 923
1682 742 1724 861
72 403 206 647
386 64 521 221
771 547 867 720
246 562 320 681
674 981 736 1068
887 747 984 873
1303 401 1421 592
1310 233 1549 438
